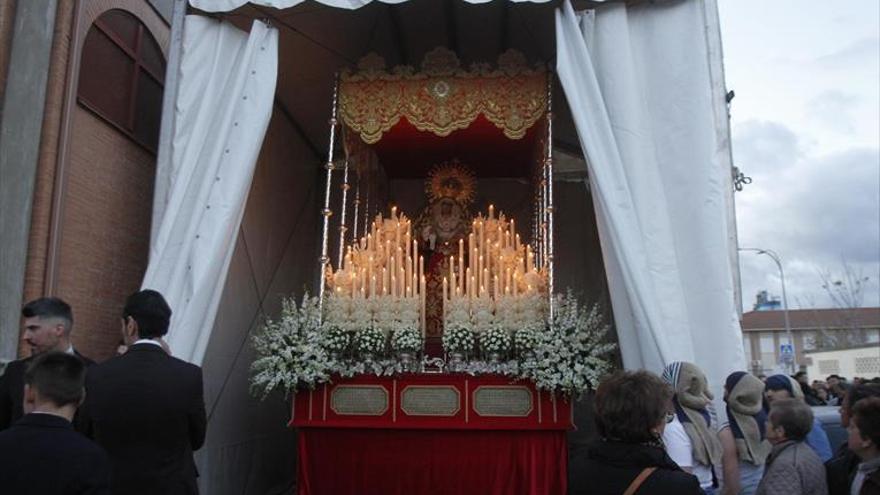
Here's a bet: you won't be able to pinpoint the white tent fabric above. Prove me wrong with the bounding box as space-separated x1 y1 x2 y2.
190 0 549 14
555 0 744 395
143 16 278 365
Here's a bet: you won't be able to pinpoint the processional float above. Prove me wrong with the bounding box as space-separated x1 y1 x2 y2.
278 49 614 495
317 48 556 362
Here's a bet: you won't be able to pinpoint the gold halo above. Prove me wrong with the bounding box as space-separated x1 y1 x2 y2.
425 160 476 204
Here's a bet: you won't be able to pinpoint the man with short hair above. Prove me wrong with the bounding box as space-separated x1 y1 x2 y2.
848 397 880 494
0 297 94 430
0 352 111 494
80 289 207 495
826 384 880 495
756 398 828 495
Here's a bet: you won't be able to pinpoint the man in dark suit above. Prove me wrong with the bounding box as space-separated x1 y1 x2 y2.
0 297 95 430
0 351 111 494
80 289 207 495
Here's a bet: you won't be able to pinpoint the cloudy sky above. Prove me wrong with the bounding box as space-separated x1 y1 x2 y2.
718 0 880 311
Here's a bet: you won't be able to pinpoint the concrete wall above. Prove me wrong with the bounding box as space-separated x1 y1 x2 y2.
0 0 16 108
0 0 59 360
196 106 321 495
806 346 880 381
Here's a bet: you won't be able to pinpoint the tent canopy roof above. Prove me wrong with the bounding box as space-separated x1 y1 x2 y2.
197 0 583 161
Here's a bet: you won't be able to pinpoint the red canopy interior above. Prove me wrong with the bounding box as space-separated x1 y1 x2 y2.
369 114 544 180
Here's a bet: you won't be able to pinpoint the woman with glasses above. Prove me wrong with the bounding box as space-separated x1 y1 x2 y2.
569 370 702 494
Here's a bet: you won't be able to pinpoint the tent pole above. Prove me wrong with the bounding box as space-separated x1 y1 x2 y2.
545 70 555 318
318 73 340 314
337 154 350 266
351 166 361 246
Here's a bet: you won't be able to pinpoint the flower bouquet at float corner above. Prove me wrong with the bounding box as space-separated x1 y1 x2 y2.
250 294 332 399
323 322 352 358
520 290 617 398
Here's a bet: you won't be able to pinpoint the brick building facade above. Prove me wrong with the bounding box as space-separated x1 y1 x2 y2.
741 307 880 376
0 0 171 362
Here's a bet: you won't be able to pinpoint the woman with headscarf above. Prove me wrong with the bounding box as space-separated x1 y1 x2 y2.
718 372 771 495
662 361 723 494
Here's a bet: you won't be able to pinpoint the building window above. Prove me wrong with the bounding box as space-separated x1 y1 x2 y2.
759 332 775 369
818 359 840 375
802 331 816 351
77 9 165 152
855 356 880 375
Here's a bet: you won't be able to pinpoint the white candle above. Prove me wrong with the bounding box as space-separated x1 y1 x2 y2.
420 275 427 337
405 254 412 297
449 256 454 291
451 271 457 299
526 247 533 273
479 221 485 262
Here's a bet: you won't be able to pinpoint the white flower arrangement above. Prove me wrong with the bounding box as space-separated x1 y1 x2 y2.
323 323 351 353
444 297 471 329
348 296 373 330
391 326 422 353
520 291 616 397
354 325 386 355
250 294 332 399
251 290 615 400
514 325 542 354
471 295 495 332
442 321 475 354
480 325 511 354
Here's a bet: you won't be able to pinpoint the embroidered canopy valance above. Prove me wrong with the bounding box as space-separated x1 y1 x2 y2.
339 48 548 144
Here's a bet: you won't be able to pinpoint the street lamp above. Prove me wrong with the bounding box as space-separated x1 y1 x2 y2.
739 247 795 374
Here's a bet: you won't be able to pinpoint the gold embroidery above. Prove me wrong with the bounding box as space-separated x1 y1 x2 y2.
340 48 548 144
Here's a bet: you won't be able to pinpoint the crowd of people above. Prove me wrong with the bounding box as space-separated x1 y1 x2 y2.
0 293 877 495
0 292 206 495
570 362 880 495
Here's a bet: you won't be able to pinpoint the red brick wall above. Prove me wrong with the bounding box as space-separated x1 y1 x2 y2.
20 0 169 361
0 0 16 101
52 107 156 361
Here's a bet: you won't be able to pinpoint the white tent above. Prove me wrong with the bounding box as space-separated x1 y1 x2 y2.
147 1 745 492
